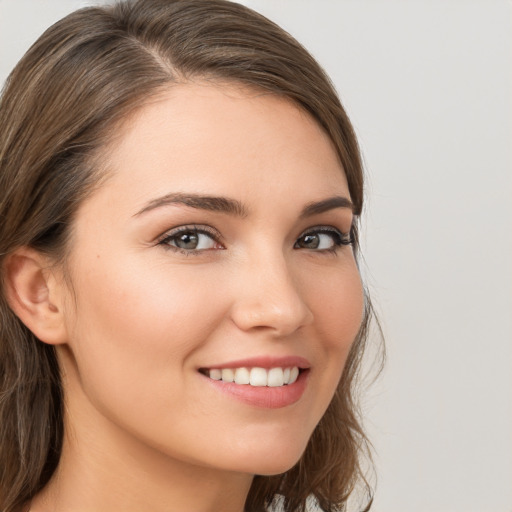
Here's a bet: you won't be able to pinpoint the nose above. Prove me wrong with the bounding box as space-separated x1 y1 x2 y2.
229 252 314 337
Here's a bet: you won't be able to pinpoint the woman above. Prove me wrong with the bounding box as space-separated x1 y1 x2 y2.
0 1 377 511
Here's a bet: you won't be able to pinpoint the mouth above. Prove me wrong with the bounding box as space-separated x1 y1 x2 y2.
199 366 302 387
198 356 310 408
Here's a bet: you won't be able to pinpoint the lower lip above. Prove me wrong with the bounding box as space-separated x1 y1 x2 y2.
201 370 309 409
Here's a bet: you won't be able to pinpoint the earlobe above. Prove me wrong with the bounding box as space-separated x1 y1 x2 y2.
4 248 68 345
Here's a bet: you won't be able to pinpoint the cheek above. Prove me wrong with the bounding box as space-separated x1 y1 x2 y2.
297 258 364 420
63 255 228 404
73 254 224 339
307 260 364 356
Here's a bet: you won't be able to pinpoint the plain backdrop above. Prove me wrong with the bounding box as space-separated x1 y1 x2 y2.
1 1 511 511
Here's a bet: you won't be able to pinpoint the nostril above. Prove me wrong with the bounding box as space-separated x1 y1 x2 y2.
230 295 313 336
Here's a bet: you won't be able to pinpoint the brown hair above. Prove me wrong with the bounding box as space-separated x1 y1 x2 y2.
0 1 378 511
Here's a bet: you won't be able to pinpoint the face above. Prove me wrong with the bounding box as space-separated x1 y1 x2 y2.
58 82 364 476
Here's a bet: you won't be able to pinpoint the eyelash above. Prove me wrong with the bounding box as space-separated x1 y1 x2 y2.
157 224 353 255
157 225 223 256
293 226 353 253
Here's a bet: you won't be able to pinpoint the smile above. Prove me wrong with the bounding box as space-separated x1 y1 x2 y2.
202 366 300 387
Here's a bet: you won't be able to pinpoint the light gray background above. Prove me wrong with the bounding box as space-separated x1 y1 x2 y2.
1 1 511 511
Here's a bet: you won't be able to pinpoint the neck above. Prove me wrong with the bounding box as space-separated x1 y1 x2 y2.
31 379 253 512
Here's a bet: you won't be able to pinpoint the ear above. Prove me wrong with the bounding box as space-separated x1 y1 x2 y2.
4 247 68 345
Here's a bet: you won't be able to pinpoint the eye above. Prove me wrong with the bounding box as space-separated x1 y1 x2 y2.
294 227 352 252
158 226 223 253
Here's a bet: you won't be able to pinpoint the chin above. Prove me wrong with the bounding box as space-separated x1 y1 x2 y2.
223 438 309 477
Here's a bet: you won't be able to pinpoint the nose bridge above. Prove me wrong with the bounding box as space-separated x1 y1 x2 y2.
230 246 313 335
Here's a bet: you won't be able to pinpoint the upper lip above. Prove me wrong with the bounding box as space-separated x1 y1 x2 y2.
199 355 311 370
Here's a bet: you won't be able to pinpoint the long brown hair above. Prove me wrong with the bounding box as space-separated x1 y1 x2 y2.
0 1 379 511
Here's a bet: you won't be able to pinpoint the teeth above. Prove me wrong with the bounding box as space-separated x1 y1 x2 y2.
234 367 250 385
250 367 267 386
207 366 301 387
221 368 234 382
267 367 284 387
209 369 222 380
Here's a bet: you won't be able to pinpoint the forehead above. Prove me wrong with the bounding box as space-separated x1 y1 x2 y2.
88 82 349 216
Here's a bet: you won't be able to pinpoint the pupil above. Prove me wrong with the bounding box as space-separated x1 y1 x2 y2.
177 232 198 249
302 234 319 249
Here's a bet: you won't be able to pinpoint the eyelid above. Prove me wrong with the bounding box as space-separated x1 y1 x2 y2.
295 225 353 250
156 224 224 247
299 225 351 239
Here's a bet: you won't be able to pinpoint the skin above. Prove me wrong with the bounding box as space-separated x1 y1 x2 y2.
27 83 364 512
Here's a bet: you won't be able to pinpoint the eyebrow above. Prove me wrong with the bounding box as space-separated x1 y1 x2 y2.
134 192 354 218
299 196 354 218
134 192 248 217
